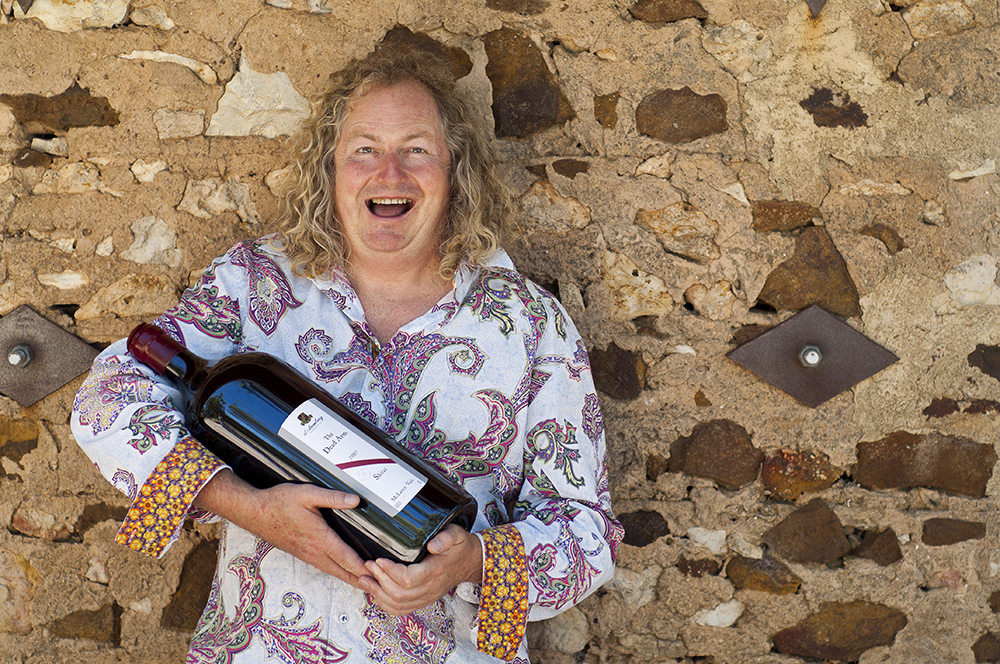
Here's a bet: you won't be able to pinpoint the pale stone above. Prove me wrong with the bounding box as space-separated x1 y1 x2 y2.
130 597 154 614
121 216 181 267
949 159 996 180
594 49 618 61
636 153 672 179
610 565 661 609
12 0 129 32
76 273 178 321
95 236 115 256
152 108 205 139
129 5 174 30
119 50 217 84
265 0 294 7
0 549 37 635
943 255 1000 306
727 532 763 559
693 599 743 628
717 182 749 205
38 270 89 290
265 166 296 198
530 607 590 653
838 179 913 196
685 281 737 321
30 136 68 157
904 1 976 40
687 527 728 555
0 163 12 185
51 237 75 253
206 54 310 138
518 180 591 234
674 345 697 356
85 556 110 584
32 162 122 197
923 200 948 226
701 19 771 83
601 251 674 321
177 178 261 225
130 159 167 183
636 203 721 265
11 505 71 540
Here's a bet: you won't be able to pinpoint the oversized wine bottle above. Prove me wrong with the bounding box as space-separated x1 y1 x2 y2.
127 323 477 564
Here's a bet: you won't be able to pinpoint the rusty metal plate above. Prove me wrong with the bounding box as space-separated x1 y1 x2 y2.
726 305 898 408
0 305 99 407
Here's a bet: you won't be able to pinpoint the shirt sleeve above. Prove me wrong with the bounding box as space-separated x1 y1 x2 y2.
70 247 250 558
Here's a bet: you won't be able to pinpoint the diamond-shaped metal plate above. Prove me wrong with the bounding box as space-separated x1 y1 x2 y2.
726 305 898 408
0 305 99 407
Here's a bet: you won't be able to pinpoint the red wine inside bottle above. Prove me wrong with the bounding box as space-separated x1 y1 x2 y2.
127 323 478 564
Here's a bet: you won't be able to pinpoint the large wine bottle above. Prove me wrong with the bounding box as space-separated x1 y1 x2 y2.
127 323 477 564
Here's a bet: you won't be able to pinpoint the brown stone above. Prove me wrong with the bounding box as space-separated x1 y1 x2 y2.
922 518 986 546
484 28 575 138
897 35 1000 110
13 148 53 169
635 87 728 144
853 528 903 566
989 591 1000 613
772 601 907 661
730 324 770 345
923 397 960 418
646 453 669 481
761 450 839 501
969 344 1000 383
486 0 548 14
590 342 645 401
619 510 670 547
594 92 619 129
751 200 820 233
162 539 218 631
48 602 122 643
694 390 711 407
725 555 801 595
799 88 868 128
378 26 473 80
667 419 763 490
525 163 548 179
973 632 1000 663
678 557 720 578
552 159 590 179
762 499 851 565
755 226 862 317
859 223 906 254
853 431 997 497
11 504 72 541
0 82 119 134
0 418 39 467
75 503 129 537
629 0 708 23
966 399 1000 415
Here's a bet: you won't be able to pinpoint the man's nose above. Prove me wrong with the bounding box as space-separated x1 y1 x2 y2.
376 152 406 183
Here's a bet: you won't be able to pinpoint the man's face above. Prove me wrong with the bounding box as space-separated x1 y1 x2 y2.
333 80 451 269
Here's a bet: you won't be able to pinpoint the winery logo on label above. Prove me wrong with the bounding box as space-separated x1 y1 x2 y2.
298 413 313 426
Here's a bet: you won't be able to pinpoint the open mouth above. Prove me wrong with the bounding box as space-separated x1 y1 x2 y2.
367 198 414 218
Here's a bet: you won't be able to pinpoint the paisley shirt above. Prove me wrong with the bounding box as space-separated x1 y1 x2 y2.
71 238 622 663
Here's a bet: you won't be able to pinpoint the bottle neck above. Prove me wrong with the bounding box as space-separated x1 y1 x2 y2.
127 323 208 391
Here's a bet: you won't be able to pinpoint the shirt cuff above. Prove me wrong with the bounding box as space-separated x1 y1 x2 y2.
476 523 529 661
115 437 223 558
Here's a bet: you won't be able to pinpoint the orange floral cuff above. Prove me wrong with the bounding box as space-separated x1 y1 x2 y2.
116 438 222 558
477 523 529 661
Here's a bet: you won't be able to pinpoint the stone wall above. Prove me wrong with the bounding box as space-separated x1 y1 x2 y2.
2 0 1000 662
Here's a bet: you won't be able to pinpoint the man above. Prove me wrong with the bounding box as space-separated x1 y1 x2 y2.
73 46 621 663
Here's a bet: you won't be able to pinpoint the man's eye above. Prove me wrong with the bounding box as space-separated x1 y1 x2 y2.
410 147 427 154
358 147 374 154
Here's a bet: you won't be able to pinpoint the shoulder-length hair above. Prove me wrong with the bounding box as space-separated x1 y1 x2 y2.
273 46 516 278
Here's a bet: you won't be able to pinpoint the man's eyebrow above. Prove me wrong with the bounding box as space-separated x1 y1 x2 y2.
342 129 438 143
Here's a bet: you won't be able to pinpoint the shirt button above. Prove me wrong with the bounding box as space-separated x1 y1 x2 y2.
339 613 350 623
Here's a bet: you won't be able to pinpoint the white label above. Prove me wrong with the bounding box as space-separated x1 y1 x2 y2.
278 398 425 517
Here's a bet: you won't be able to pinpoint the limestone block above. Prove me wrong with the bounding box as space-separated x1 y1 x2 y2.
0 549 37 635
206 55 309 138
152 108 205 139
177 178 261 225
903 1 976 40
95 236 114 256
130 159 167 183
949 159 996 180
129 5 174 29
701 19 771 83
687 527 727 555
119 51 217 84
944 255 1000 306
518 180 591 235
12 0 129 32
265 166 295 198
635 202 721 265
37 270 89 289
610 565 661 608
76 273 178 320
600 250 674 321
31 162 121 197
684 281 737 320
693 599 743 627
121 216 181 267
30 136 67 157
635 153 671 179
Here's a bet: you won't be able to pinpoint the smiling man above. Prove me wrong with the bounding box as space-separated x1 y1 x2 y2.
72 47 622 663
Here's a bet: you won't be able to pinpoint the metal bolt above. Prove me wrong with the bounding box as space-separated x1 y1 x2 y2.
8 344 32 368
799 344 822 367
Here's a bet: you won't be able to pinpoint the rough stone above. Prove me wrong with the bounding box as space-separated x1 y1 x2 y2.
922 518 986 546
161 538 218 631
755 226 862 317
129 6 175 30
0 549 37 635
966 399 1000 415
206 55 309 138
726 532 762 559
903 1 976 40
121 216 181 267
86 555 110 585
589 341 645 400
853 528 903 566
859 223 906 254
13 148 52 169
152 108 205 140
667 419 763 490
0 418 39 467
518 180 591 235
37 270 89 290
75 273 178 321
635 153 671 179
945 256 1000 306
12 0 128 32
486 0 547 15
693 599 742 628
551 159 590 180
762 499 851 565
30 136 67 157
629 0 707 24
32 161 121 197
0 83 119 134
725 555 801 595
751 200 819 233
635 87 728 144
924 397 960 418
593 92 619 129
678 557 720 578
11 503 72 540
483 28 575 138
619 509 670 547
990 592 1000 614
687 527 727 555
48 602 122 643
635 202 721 265
130 159 167 183
684 281 737 321
646 453 669 481
969 344 1000 383
973 632 1000 663
761 450 839 501
610 565 660 608
799 88 868 129
600 250 674 321
853 431 997 497
772 601 907 661
120 51 217 85
176 178 261 225
701 19 771 83
378 26 473 80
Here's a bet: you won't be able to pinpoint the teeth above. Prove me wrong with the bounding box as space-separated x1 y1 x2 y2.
370 198 411 205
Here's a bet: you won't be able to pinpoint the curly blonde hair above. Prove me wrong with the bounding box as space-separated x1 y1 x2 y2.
273 46 516 278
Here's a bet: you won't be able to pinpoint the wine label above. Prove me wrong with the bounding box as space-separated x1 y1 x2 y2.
278 398 425 517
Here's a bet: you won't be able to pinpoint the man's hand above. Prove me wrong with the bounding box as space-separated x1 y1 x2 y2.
193 469 370 588
361 523 484 615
